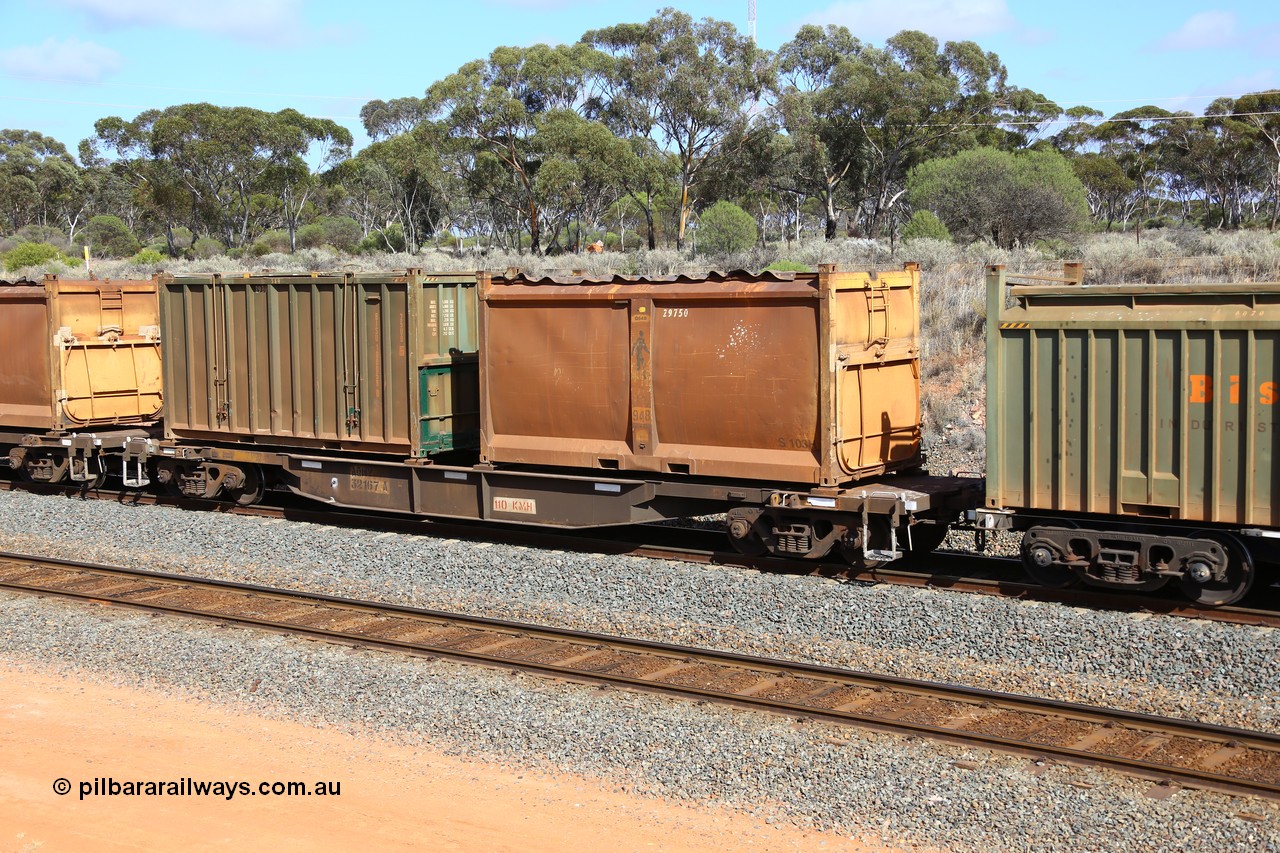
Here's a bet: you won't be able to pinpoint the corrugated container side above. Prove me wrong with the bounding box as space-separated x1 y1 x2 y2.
479 266 922 486
0 277 161 430
161 272 478 456
986 265 1280 527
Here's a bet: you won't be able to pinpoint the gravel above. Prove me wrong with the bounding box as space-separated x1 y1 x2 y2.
0 480 1277 850
2 595 1276 852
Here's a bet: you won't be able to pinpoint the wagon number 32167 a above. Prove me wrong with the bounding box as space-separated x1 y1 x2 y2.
661 308 689 318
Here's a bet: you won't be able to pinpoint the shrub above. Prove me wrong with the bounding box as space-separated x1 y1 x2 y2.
901 210 951 242
131 248 166 266
899 237 962 269
696 201 757 255
16 224 68 249
83 215 141 258
3 241 62 272
249 230 291 257
192 237 226 259
1033 238 1082 259
358 224 406 254
296 223 326 250
908 147 1089 248
764 259 811 272
297 216 361 253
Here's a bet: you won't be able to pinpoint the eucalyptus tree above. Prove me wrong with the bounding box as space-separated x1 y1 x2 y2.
826 31 1016 236
360 96 437 141
80 125 192 255
1072 152 1140 231
353 122 453 253
1234 91 1280 229
1086 106 1179 226
1161 100 1262 228
596 135 678 250
268 109 352 251
426 42 611 253
0 130 85 237
87 104 350 250
533 109 629 249
773 24 869 239
585 8 770 249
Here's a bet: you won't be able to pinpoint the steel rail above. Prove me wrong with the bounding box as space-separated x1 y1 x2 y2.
3 478 1277 628
0 550 1277 801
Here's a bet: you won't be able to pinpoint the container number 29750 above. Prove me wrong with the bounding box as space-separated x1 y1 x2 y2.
661 308 689 318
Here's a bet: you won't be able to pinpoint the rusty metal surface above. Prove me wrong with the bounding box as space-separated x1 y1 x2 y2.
0 276 162 431
160 271 479 456
986 265 1280 526
505 269 801 285
479 265 923 486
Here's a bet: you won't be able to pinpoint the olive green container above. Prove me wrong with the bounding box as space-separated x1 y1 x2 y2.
986 264 1280 526
160 271 478 456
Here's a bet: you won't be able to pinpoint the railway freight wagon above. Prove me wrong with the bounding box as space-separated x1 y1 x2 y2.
0 275 162 487
144 265 974 564
977 263 1280 605
480 264 967 560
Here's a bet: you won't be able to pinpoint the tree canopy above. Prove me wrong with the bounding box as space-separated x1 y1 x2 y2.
908 147 1089 247
3 11 1279 260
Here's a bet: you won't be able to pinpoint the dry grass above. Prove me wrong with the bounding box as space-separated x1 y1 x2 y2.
11 228 1278 460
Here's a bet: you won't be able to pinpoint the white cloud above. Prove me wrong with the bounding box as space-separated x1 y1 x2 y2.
54 0 305 42
0 37 123 83
1152 11 1238 51
799 0 1017 42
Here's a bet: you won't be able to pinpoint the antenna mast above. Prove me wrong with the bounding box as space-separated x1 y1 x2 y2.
748 0 757 44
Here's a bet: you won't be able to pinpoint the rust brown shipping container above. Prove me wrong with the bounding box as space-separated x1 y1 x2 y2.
0 275 162 434
479 264 923 486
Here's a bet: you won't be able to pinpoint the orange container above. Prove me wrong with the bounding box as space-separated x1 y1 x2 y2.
0 275 162 432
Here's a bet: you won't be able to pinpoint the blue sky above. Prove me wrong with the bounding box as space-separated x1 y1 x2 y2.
1 0 1277 156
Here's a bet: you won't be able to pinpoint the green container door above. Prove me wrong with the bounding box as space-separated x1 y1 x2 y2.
414 273 479 456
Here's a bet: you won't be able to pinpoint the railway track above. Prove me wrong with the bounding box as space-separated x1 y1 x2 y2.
3 478 1279 628
1 550 1278 801
2 473 1280 627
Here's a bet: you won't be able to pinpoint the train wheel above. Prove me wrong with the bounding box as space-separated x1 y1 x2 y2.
1181 533 1254 607
1019 529 1079 588
228 466 264 507
725 513 768 556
